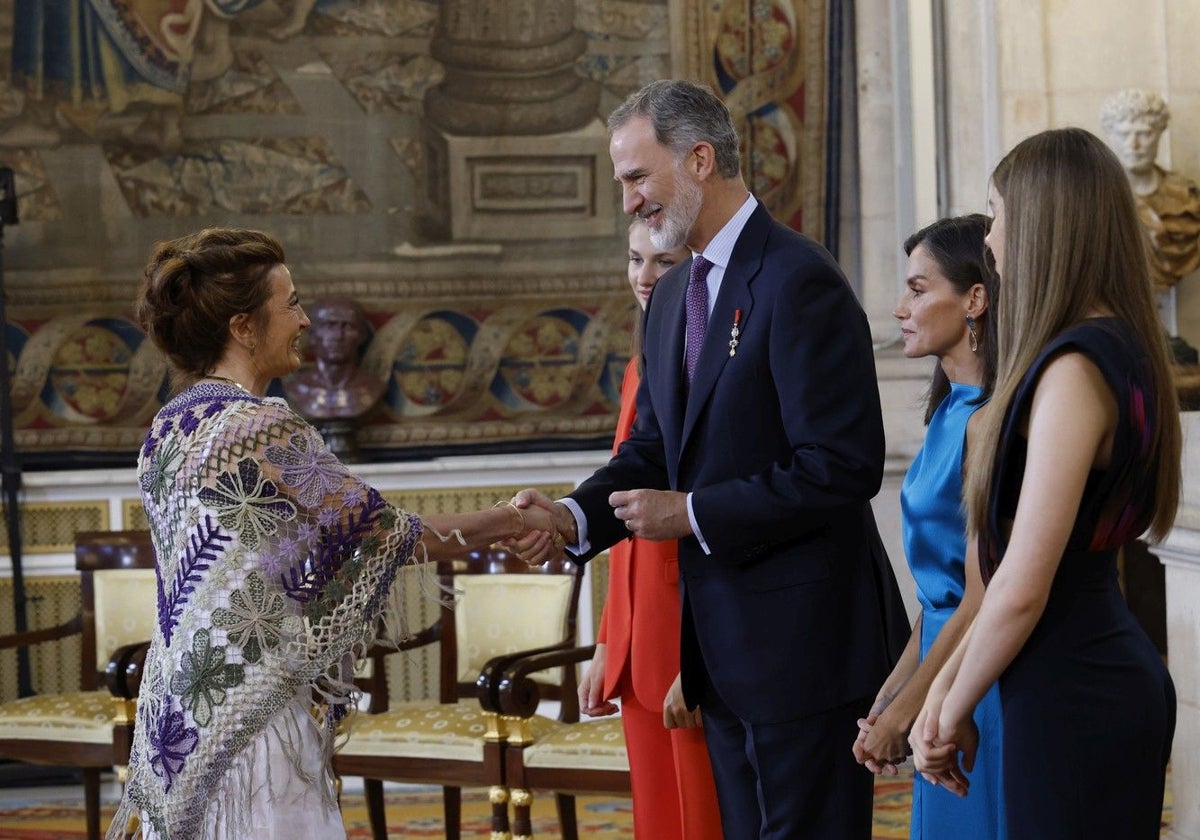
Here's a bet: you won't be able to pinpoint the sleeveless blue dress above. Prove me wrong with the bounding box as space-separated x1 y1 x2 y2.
983 319 1174 839
902 382 1007 839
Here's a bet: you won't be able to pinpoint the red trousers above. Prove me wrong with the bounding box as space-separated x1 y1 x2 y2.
618 680 724 839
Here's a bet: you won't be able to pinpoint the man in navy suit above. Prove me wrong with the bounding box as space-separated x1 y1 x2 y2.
515 79 905 840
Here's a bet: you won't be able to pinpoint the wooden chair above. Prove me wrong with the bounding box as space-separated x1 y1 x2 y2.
333 546 583 840
486 643 632 840
0 530 156 840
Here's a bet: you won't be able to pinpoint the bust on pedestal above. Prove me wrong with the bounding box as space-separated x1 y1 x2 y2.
1100 89 1200 364
284 297 384 461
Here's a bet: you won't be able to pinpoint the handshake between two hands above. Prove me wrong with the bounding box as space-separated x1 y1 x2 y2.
503 487 694 566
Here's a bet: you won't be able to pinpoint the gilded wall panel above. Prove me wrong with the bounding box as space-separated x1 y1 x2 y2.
0 501 109 554
0 576 82 703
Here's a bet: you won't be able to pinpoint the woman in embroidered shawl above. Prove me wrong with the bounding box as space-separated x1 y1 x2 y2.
110 228 558 840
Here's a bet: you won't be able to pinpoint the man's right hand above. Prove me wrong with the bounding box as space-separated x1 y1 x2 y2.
506 488 577 566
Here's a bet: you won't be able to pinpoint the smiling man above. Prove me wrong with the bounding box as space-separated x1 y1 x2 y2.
514 79 908 840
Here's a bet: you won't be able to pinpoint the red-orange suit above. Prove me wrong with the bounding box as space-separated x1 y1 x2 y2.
597 356 723 839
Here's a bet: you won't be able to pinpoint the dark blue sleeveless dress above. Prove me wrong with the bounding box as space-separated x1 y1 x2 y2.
982 318 1175 839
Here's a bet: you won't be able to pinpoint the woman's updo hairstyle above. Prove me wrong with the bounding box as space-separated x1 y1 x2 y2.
137 228 285 386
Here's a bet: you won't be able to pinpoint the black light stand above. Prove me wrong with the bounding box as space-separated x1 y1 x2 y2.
0 169 79 788
0 165 34 699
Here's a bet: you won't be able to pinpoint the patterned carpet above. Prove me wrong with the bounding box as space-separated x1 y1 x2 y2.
0 769 1173 838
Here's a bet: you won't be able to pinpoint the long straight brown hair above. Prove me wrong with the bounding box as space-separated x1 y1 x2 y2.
963 128 1180 542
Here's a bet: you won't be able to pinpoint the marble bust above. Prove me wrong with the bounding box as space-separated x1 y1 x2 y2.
1100 89 1200 291
285 297 385 422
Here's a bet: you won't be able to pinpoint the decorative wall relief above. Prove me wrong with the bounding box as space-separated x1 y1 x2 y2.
676 0 836 242
424 0 598 136
106 137 371 217
0 149 59 221
4 276 632 460
0 0 839 465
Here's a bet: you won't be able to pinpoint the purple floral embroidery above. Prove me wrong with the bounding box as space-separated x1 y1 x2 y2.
159 516 231 645
297 521 321 544
265 433 345 507
148 701 199 793
341 486 363 509
179 411 200 436
198 457 296 551
280 500 384 608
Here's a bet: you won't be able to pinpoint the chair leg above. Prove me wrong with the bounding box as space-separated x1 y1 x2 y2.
489 786 512 840
442 785 462 840
83 767 101 840
554 792 578 840
364 778 388 840
511 788 534 840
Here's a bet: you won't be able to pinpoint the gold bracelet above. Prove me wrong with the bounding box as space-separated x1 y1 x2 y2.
494 499 525 537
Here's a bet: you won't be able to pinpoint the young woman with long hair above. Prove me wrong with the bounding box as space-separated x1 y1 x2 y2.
910 128 1179 838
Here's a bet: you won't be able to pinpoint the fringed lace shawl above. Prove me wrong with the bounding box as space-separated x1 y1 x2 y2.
109 382 425 839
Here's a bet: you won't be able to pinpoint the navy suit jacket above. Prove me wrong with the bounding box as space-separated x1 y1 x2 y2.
571 202 908 724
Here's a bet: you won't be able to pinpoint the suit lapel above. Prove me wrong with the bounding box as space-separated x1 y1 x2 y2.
681 268 753 447
680 203 770 454
648 263 688 462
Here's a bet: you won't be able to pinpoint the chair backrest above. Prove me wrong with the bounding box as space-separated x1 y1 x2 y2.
449 549 581 696
361 547 581 710
75 530 157 691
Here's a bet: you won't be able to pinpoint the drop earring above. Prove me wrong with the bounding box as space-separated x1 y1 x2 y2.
966 315 978 353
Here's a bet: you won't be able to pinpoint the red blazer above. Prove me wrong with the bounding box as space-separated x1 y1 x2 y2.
597 357 682 704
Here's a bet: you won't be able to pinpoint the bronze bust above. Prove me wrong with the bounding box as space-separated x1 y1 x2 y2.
285 298 385 458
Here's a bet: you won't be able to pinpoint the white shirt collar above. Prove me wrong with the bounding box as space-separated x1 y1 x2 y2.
694 193 758 269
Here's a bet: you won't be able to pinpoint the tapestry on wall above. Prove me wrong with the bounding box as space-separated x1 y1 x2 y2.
0 0 841 465
678 0 842 247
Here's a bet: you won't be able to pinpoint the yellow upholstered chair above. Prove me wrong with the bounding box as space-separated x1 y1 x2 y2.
0 530 157 840
333 547 582 840
487 644 632 840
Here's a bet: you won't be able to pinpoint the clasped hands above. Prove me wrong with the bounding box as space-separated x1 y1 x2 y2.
906 691 978 798
504 487 693 566
851 695 909 776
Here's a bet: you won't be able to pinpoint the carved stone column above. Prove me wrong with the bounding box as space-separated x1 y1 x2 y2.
420 0 612 242
425 0 598 136
1155 411 1200 840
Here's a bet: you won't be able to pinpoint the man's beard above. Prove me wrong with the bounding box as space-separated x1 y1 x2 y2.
649 168 702 251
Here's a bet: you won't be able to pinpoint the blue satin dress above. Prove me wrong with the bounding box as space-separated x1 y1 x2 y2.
901 382 1006 839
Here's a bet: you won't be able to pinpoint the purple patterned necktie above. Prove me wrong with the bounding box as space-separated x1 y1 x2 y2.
685 255 714 383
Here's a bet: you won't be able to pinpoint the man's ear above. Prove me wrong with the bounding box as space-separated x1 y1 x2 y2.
689 141 718 180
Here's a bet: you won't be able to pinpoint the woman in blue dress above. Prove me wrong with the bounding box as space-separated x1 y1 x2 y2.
911 128 1178 839
852 214 1006 838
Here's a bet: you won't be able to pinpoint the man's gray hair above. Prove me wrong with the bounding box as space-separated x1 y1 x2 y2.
607 80 742 179
1099 89 1170 135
